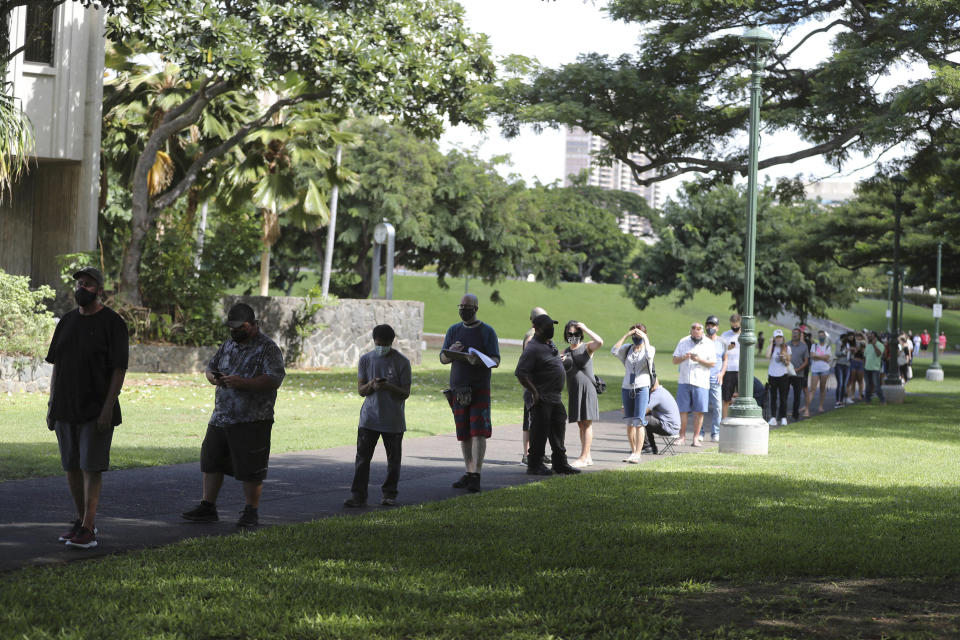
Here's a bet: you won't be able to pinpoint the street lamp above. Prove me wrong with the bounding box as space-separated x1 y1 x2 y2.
927 240 945 381
882 173 908 403
721 26 775 455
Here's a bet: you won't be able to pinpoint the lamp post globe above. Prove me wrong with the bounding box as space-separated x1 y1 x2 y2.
720 26 775 455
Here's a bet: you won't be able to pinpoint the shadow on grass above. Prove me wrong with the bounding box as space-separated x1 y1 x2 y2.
5 464 960 638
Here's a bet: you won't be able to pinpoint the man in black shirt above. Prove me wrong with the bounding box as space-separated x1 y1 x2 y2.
45 267 128 549
515 314 580 476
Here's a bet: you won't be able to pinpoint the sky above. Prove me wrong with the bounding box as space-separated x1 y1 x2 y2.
439 0 914 200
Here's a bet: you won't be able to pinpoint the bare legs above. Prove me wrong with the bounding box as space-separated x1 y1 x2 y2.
574 420 593 464
66 469 102 531
461 437 486 474
201 472 262 508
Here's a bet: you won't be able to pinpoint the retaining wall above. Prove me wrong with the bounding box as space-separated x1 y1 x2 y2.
0 356 53 393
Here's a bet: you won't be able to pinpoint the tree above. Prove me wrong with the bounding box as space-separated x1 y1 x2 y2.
492 1 960 187
106 0 495 305
624 182 860 321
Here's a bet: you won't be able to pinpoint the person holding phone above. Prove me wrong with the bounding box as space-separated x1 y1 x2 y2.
345 324 411 508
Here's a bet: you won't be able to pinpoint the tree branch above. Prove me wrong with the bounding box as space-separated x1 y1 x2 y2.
152 91 328 209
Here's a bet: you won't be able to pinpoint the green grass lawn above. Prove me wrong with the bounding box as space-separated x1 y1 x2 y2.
3 359 959 638
827 296 960 342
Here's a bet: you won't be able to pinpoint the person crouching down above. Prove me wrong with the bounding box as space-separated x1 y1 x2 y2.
181 303 286 528
344 324 411 508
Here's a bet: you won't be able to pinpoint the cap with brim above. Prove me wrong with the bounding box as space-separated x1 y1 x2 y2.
705 315 720 326
226 303 256 328
73 266 104 288
773 329 784 337
532 314 558 330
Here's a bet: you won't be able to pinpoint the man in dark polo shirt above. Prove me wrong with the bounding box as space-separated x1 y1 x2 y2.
515 314 580 476
46 266 129 550
181 303 285 528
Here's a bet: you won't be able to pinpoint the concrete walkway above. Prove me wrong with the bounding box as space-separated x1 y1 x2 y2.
0 379 841 573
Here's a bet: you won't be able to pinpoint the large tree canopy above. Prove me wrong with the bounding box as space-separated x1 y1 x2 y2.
624 182 860 321
105 0 495 305
493 0 960 185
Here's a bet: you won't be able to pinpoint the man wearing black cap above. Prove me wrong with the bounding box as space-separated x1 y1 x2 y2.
515 314 580 475
182 302 285 528
46 267 129 549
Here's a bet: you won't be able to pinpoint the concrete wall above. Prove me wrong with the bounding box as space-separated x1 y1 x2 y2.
225 296 424 368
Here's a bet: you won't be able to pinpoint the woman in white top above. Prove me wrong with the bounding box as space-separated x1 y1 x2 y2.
808 329 833 413
611 323 655 463
766 329 792 426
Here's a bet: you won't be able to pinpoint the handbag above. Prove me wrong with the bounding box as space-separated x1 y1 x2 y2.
593 374 606 395
787 362 797 377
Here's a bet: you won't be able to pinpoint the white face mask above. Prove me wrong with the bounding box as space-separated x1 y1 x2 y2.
374 346 391 357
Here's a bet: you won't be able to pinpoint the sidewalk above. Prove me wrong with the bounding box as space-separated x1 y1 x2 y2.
0 379 843 574
0 409 717 573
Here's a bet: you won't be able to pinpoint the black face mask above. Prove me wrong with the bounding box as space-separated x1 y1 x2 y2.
691 336 703 344
459 308 477 323
731 325 741 332
539 325 555 341
231 328 250 343
706 327 718 336
74 287 97 307
631 337 643 346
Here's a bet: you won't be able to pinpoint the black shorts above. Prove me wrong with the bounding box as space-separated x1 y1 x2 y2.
200 421 273 482
721 370 739 402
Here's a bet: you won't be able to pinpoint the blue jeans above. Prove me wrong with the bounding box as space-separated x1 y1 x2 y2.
865 369 885 403
621 387 649 426
706 381 722 437
834 364 849 403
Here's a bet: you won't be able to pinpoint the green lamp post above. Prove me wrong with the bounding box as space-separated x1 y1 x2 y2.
927 241 945 381
721 26 775 455
882 173 908 403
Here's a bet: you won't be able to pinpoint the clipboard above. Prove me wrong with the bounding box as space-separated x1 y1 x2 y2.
441 348 497 368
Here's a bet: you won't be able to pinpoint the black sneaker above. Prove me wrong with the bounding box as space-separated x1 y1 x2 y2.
452 474 471 489
181 501 219 523
344 497 367 508
526 464 553 476
553 464 582 475
466 473 481 493
236 506 258 528
65 527 98 549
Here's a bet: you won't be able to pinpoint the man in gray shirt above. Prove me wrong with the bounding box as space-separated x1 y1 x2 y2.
345 324 411 508
182 303 285 528
642 374 681 454
788 327 810 421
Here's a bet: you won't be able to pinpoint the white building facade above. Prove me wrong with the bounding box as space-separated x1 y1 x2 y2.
2 2 105 289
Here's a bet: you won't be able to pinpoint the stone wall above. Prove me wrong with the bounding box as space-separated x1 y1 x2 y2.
224 296 424 368
0 356 52 393
128 345 218 373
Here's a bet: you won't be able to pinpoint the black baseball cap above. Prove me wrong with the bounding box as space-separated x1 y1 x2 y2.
73 266 104 288
705 315 720 326
226 303 256 328
532 314 558 330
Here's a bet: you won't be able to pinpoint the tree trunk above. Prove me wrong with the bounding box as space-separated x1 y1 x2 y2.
259 248 271 296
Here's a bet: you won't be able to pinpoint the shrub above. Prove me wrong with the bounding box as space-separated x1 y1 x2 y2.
0 269 56 358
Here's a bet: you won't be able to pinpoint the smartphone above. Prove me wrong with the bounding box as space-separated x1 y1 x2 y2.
212 371 223 379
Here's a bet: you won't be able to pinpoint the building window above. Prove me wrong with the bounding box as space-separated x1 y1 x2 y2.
24 2 56 65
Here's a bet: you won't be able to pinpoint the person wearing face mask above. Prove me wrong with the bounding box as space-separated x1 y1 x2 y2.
519 307 548 464
515 314 580 476
344 324 411 508
808 330 833 413
611 323 656 462
766 329 792 426
182 303 286 528
787 328 810 421
846 332 866 402
703 315 728 443
721 314 742 419
672 322 716 446
562 320 604 467
440 294 501 493
45 267 129 550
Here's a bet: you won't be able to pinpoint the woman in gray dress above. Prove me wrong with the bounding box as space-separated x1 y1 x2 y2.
562 320 604 468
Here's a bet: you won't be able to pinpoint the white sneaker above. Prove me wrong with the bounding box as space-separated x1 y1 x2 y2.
696 434 703 443
844 397 854 405
570 459 588 468
780 417 788 426
711 434 720 442
768 418 777 426
628 453 641 464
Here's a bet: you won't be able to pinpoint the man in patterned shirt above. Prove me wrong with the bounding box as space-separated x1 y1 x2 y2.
181 303 286 528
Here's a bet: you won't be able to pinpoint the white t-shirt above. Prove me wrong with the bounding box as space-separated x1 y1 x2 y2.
809 342 832 374
768 343 792 377
673 335 716 389
720 329 741 372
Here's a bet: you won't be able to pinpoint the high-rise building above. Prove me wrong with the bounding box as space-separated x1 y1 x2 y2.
564 127 660 239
